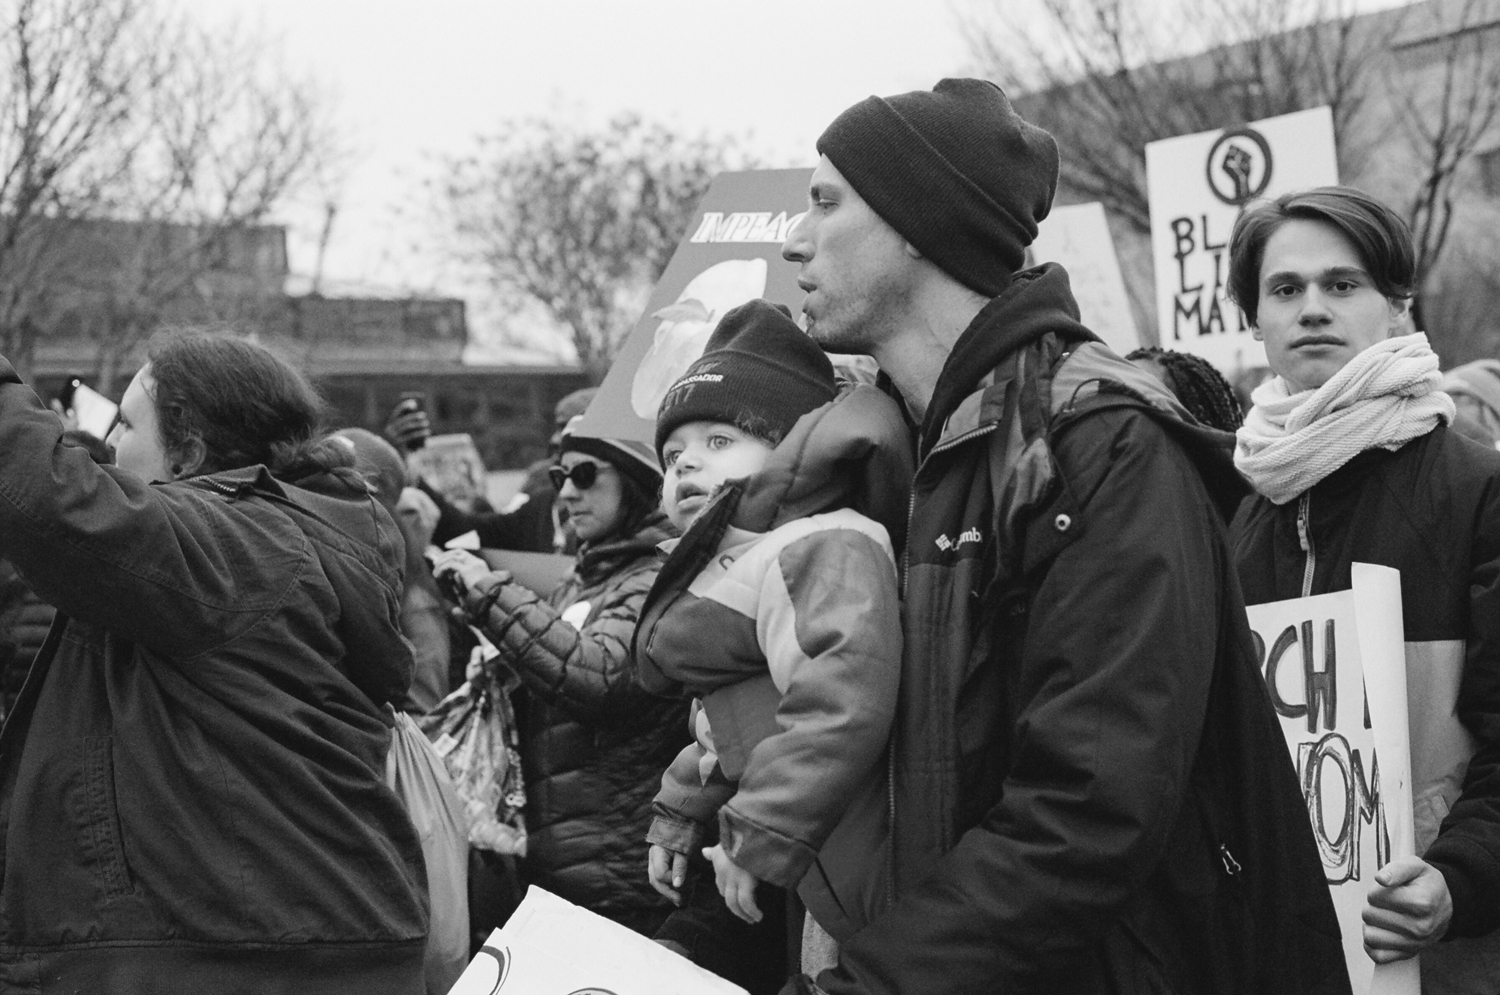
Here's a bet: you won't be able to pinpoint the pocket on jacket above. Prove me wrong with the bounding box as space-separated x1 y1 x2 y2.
71 736 136 903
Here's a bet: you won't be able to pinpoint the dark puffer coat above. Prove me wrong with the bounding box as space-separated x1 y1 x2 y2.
455 511 687 933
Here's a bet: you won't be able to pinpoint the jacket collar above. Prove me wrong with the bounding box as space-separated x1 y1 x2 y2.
576 511 676 586
920 263 1098 457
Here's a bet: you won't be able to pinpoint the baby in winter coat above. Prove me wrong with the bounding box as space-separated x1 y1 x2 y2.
635 300 909 972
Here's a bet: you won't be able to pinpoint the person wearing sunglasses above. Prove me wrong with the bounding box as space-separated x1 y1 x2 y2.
430 419 687 939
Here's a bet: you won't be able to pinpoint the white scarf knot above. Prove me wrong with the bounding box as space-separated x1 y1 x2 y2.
1235 333 1454 505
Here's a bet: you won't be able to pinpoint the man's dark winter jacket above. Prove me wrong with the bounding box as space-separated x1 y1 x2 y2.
456 511 687 934
0 360 427 993
815 264 1349 995
0 561 50 723
1233 425 1500 993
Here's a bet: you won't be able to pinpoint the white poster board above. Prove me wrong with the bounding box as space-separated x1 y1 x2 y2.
1245 563 1417 995
1031 202 1140 357
1146 106 1338 373
446 887 748 995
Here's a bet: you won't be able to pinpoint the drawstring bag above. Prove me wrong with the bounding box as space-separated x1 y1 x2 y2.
386 708 471 995
419 666 528 857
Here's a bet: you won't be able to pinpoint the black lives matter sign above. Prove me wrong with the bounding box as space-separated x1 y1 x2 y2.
1145 108 1337 372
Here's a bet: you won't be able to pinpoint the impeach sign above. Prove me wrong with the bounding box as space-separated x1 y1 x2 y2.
1245 563 1417 995
571 168 814 450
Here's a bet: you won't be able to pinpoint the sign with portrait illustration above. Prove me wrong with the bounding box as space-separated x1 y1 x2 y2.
1145 106 1337 373
444 886 746 995
407 433 489 511
1244 563 1417 995
570 168 814 448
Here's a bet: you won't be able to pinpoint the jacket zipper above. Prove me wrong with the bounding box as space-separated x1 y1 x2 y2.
890 419 999 894
1296 491 1315 598
901 423 999 597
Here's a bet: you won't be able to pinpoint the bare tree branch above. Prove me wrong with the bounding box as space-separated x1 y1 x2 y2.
964 0 1392 234
0 0 338 386
432 115 757 380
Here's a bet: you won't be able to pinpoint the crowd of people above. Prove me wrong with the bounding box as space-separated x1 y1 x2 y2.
1 77 1500 995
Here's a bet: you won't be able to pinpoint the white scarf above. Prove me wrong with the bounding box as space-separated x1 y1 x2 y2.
1235 333 1455 505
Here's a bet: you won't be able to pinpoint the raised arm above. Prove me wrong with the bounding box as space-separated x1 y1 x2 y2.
0 360 301 658
455 558 660 722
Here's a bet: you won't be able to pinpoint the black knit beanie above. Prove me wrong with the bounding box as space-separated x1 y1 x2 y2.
654 299 836 461
817 77 1059 296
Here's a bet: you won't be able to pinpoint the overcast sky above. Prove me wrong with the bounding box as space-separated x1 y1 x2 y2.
191 0 1408 356
194 1 982 300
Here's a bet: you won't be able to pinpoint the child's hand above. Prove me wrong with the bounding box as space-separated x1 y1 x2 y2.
704 843 762 924
647 844 689 906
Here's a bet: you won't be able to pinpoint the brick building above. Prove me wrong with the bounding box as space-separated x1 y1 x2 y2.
25 220 588 469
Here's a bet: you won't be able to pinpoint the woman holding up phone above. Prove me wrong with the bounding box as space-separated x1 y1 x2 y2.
0 332 427 993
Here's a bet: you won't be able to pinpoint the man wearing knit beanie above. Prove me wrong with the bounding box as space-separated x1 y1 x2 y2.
777 83 1344 995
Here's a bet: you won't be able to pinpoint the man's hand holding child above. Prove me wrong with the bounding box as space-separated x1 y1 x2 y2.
704 843 762 924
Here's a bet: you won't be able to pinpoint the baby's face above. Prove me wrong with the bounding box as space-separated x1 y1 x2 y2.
660 420 775 532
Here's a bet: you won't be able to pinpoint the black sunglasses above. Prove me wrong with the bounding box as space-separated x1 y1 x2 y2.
548 461 607 491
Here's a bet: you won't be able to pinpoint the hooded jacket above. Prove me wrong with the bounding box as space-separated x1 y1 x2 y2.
634 385 912 942
455 511 686 933
1233 424 1500 993
814 264 1348 995
0 360 427 994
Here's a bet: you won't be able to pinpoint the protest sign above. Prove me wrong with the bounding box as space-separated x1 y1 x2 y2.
1030 202 1140 356
445 886 747 995
409 433 489 510
1245 563 1417 995
1146 106 1338 373
572 168 813 449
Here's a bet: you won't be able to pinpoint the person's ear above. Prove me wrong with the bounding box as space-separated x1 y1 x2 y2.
171 437 208 480
1388 296 1413 336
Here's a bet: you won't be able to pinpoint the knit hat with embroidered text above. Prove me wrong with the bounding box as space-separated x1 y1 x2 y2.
817 77 1059 295
654 299 836 460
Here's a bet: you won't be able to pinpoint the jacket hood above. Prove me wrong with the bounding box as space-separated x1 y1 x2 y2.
1051 342 1249 523
917 260 1247 523
923 262 1097 456
189 464 415 709
733 383 915 547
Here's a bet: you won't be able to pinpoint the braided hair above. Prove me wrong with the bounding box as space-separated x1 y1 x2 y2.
1126 347 1244 433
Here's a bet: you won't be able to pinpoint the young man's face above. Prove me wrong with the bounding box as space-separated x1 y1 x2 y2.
1252 218 1409 394
781 156 918 355
659 421 774 532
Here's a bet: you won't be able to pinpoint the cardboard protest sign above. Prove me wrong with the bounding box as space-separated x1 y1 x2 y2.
1146 106 1338 373
1030 202 1140 356
445 886 747 995
1245 563 1417 995
409 433 489 511
572 169 814 449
